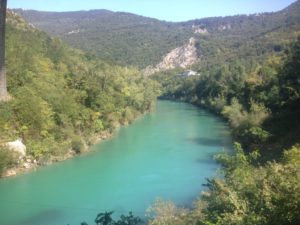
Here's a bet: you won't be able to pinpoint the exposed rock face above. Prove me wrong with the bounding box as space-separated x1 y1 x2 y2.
218 24 231 31
192 25 208 34
6 139 26 157
143 37 198 76
3 169 17 177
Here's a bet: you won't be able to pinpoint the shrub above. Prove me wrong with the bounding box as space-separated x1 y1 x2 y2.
71 136 84 154
0 147 15 176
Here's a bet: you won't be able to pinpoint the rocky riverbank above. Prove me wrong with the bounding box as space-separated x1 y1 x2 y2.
1 130 114 178
1 108 151 178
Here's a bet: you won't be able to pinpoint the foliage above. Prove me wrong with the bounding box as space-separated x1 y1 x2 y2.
222 98 247 128
146 198 188 225
148 20 300 225
80 211 142 225
0 11 160 166
2 2 300 224
199 145 300 225
154 35 300 155
71 136 84 154
148 144 300 225
15 0 300 70
15 9 193 68
279 36 300 103
0 146 15 176
95 211 114 225
221 99 271 147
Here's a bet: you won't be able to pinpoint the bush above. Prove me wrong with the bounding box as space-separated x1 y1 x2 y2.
80 211 142 225
247 100 270 127
150 144 300 225
0 147 15 176
222 98 247 128
71 136 84 154
147 198 188 225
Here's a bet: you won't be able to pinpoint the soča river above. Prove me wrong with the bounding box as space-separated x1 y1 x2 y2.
0 101 232 225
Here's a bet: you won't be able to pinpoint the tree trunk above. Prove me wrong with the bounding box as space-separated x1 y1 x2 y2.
0 0 8 101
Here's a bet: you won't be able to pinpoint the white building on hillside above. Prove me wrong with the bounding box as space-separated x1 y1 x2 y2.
179 70 199 77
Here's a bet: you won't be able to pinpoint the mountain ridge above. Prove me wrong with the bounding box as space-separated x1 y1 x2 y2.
14 8 192 68
13 0 300 69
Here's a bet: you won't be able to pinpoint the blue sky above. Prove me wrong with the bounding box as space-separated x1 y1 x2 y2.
8 0 296 22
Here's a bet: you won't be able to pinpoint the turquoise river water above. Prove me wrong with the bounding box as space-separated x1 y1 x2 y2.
0 101 232 225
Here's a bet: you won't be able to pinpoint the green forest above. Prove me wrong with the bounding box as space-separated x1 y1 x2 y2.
0 11 160 175
16 0 300 70
149 35 300 225
0 1 300 225
15 9 193 68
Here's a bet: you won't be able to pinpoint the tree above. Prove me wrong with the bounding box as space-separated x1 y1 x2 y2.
95 211 114 225
80 212 142 225
0 0 8 101
279 36 300 103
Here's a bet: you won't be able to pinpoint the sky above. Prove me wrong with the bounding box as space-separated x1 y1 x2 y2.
8 0 297 22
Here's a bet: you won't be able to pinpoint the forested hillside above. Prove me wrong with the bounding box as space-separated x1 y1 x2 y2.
188 0 300 75
14 9 193 68
145 2 300 224
151 0 300 159
14 0 300 70
148 29 300 225
0 11 160 176
1 1 300 224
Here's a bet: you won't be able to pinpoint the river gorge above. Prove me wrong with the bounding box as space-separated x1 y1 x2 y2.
0 101 232 225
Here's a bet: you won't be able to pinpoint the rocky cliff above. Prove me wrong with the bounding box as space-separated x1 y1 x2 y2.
143 37 198 75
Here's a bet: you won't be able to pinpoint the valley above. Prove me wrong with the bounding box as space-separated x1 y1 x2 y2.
0 1 300 224
15 1 300 72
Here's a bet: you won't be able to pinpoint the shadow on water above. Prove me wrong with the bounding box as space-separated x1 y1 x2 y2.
187 137 223 147
196 156 215 165
15 209 64 225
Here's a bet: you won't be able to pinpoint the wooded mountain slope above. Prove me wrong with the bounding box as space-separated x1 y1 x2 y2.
148 22 300 225
14 9 192 68
14 0 300 69
0 10 160 176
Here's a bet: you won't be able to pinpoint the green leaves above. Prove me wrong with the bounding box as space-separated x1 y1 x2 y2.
81 211 142 225
1 11 160 163
0 147 15 176
150 37 300 224
148 145 300 225
279 37 300 103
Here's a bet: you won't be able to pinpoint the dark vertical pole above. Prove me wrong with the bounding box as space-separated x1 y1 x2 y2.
0 0 8 101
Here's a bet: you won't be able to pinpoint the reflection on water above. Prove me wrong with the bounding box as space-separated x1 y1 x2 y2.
187 137 224 147
15 209 64 225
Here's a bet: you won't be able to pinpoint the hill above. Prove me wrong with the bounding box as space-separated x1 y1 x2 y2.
186 0 300 72
0 10 159 176
148 3 300 224
14 9 193 68
145 0 300 74
152 1 300 156
3 3 300 224
149 36 300 225
14 0 300 70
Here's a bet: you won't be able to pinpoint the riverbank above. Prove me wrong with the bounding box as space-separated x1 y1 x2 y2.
1 107 153 178
0 100 232 225
1 130 113 178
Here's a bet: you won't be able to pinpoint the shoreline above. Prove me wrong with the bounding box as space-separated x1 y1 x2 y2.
2 130 114 178
1 106 154 179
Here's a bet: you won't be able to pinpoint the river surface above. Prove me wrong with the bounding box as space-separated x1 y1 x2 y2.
0 101 232 225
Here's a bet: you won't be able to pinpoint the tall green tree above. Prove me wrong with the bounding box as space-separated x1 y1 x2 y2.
0 0 8 101
279 36 300 103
